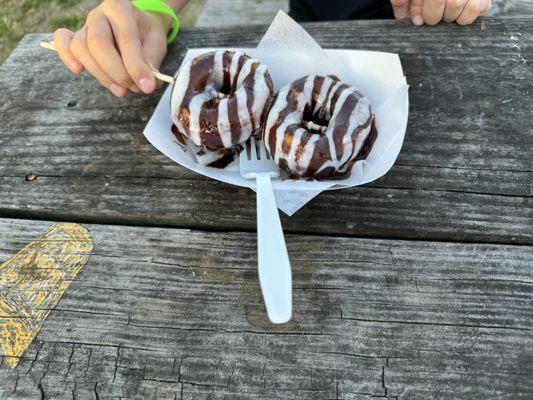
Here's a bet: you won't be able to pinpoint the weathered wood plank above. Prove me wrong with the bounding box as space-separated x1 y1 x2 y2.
0 218 532 398
507 0 533 14
0 18 532 243
194 0 532 28
196 0 288 27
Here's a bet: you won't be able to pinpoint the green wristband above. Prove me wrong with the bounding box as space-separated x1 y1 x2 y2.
132 0 180 44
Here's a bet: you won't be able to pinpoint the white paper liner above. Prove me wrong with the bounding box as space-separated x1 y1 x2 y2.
143 11 409 216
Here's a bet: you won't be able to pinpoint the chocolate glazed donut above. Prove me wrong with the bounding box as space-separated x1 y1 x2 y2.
264 75 378 180
171 50 274 149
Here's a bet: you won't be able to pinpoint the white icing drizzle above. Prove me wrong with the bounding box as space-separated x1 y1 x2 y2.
252 64 270 128
273 111 298 165
272 75 314 165
170 59 192 134
286 127 305 173
325 81 343 119
236 58 256 86
265 74 374 178
229 51 243 85
337 98 372 170
298 134 319 173
234 58 256 143
318 87 356 169
313 76 334 115
171 50 273 150
213 50 224 87
217 97 233 148
264 87 288 156
187 92 209 146
235 87 250 143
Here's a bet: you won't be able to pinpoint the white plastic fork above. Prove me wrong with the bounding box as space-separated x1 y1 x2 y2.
240 137 292 324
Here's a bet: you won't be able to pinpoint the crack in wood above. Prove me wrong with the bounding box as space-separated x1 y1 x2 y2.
112 346 121 382
37 382 45 400
394 162 533 175
338 316 533 331
66 344 75 377
93 382 99 400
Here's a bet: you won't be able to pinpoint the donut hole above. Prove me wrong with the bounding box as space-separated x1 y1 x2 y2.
210 73 235 101
218 79 233 95
204 86 229 108
302 105 329 133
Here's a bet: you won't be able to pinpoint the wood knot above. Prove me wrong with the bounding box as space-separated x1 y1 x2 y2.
66 100 78 108
25 173 37 181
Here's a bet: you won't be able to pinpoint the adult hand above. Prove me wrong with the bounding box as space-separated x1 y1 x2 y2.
53 0 171 96
390 0 492 26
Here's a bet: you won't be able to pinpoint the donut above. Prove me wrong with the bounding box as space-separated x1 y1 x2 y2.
264 75 377 180
171 124 241 169
171 50 274 149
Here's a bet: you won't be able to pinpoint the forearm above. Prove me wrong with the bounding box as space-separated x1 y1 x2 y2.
153 0 190 34
165 0 190 13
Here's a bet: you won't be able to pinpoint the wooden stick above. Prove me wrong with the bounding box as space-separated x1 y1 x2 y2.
39 41 57 51
39 41 175 84
304 120 326 132
207 87 226 99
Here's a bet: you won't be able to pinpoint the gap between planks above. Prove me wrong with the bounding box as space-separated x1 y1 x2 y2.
0 208 531 248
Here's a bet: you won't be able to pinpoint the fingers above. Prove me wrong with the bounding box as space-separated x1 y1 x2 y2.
443 0 467 22
480 0 492 15
410 0 425 25
70 26 128 97
86 10 135 90
103 0 156 93
390 0 411 19
423 0 446 25
142 32 167 70
407 0 489 25
456 0 483 25
56 0 169 94
53 28 83 73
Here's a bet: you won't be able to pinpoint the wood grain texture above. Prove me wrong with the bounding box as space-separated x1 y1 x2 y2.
0 218 531 399
507 0 533 14
0 18 532 244
196 0 288 27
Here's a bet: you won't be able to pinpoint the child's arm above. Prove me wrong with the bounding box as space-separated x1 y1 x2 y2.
53 0 190 96
390 0 491 25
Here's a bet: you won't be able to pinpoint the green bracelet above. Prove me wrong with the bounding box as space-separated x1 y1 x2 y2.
132 0 180 44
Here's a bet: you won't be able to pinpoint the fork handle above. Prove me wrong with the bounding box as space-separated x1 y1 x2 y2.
256 173 292 324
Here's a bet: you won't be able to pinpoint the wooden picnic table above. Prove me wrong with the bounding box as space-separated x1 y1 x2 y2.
0 16 532 399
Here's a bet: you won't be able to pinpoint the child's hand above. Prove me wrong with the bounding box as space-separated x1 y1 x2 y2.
53 0 171 96
391 0 491 25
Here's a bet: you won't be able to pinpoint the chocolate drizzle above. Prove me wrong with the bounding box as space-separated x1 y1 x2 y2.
171 123 241 169
171 50 274 150
171 124 187 147
264 74 378 180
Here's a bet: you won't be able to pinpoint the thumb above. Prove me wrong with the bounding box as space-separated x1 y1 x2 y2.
390 0 411 19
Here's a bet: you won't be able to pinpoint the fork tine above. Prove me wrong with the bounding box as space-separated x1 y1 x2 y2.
258 140 269 160
255 138 262 160
249 137 258 160
264 141 271 160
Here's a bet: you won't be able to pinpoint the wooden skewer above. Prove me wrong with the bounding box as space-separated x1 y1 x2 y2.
304 120 326 132
207 87 226 99
39 41 175 84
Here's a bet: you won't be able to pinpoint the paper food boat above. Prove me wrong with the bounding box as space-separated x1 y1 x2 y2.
144 11 409 215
